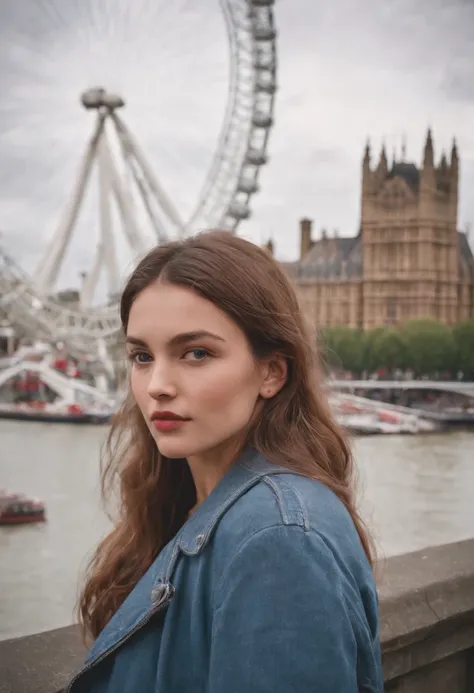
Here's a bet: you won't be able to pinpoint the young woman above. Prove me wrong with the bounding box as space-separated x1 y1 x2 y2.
71 231 384 692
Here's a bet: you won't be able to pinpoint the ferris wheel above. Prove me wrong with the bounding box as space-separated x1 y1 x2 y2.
0 0 277 356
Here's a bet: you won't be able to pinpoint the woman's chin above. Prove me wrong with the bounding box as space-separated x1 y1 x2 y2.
155 437 193 460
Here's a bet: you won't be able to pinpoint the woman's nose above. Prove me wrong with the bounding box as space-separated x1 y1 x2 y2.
147 364 177 399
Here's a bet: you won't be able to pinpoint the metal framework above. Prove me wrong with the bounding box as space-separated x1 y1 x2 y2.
0 0 277 356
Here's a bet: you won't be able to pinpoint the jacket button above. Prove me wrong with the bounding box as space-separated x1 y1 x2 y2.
151 582 175 607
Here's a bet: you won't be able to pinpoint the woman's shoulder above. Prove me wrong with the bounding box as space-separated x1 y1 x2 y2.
206 472 383 693
213 471 370 579
223 470 348 527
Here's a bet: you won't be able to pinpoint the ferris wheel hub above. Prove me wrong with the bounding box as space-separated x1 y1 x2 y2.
81 87 125 112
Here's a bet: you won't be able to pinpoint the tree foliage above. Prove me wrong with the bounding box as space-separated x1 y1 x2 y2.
400 319 456 375
452 320 474 379
320 318 472 378
320 327 365 373
371 328 407 371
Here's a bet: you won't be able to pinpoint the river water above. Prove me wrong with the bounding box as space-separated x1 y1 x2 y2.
0 420 473 640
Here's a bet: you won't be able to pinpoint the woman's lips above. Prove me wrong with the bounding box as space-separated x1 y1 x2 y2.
152 418 188 432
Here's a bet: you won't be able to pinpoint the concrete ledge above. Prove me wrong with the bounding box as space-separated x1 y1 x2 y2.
378 539 474 692
1 539 474 693
0 625 85 693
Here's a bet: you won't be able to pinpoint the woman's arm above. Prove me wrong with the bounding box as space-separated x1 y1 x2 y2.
208 524 382 693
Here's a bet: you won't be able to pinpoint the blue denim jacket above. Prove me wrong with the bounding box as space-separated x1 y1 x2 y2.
68 450 384 692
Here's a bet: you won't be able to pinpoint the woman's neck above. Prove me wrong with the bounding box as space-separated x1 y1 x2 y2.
186 438 243 510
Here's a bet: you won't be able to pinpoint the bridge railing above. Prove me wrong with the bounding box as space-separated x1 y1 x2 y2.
329 379 474 397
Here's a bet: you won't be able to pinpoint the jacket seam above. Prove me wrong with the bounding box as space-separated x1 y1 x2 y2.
262 476 289 524
289 483 310 530
262 476 310 530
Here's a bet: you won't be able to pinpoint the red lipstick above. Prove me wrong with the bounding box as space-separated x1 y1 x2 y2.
150 411 189 432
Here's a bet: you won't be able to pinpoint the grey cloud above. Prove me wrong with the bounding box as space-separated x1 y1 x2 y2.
442 72 474 102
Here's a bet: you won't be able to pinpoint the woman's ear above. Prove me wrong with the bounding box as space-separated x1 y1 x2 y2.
259 354 288 399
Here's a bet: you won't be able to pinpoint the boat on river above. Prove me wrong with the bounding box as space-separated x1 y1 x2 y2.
0 490 46 525
333 396 439 435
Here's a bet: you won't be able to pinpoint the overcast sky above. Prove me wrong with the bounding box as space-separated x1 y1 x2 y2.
0 0 473 293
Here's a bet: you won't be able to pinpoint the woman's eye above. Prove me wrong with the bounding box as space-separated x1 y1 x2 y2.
131 351 152 364
183 348 209 362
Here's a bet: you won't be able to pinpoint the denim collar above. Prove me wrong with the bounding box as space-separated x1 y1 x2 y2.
177 448 289 555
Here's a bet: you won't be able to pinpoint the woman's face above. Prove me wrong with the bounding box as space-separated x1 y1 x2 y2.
126 281 278 461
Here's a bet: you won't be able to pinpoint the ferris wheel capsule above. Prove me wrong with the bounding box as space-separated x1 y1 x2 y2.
228 202 251 220
256 77 277 95
246 148 268 166
252 112 274 128
252 26 277 41
236 178 259 195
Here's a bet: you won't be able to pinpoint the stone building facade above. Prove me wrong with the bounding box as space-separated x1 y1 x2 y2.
281 130 474 330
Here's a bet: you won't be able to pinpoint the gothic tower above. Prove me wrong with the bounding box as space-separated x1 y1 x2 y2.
360 130 460 328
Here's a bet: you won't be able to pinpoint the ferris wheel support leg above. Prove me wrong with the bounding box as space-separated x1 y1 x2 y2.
112 114 186 236
99 135 121 298
81 135 121 307
132 168 169 245
34 114 107 295
100 135 150 257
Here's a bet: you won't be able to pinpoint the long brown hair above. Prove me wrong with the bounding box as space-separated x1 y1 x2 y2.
78 230 374 641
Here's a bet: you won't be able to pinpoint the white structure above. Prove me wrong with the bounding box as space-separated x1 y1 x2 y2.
34 87 185 305
0 0 277 358
0 347 114 410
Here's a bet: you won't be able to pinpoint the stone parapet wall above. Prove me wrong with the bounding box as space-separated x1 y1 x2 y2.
1 539 474 693
379 539 474 692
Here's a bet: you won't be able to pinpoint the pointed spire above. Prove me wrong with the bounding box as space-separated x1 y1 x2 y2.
449 138 459 194
423 128 434 168
378 142 388 176
363 138 370 161
451 137 458 166
439 152 448 177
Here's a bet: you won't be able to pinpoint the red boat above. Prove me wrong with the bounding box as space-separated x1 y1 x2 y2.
0 490 46 525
